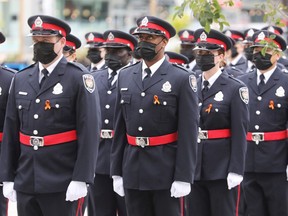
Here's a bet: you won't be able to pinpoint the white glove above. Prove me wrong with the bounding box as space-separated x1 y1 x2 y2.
227 172 243 190
112 175 125 197
65 181 87 202
286 165 288 181
170 181 191 198
3 182 17 202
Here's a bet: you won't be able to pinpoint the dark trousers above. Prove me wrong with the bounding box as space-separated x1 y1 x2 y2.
87 174 127 216
0 186 8 216
243 172 288 216
124 188 184 216
186 179 240 216
17 191 78 216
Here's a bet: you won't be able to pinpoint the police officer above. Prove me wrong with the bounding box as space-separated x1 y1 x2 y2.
63 33 81 62
110 16 198 216
178 29 199 71
165 51 189 68
238 30 288 216
243 28 259 73
186 28 249 216
88 30 137 216
85 32 106 72
0 15 101 216
0 32 15 216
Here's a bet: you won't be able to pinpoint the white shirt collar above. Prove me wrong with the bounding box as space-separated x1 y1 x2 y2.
202 69 222 89
91 59 105 70
38 54 63 81
142 56 166 78
256 65 276 84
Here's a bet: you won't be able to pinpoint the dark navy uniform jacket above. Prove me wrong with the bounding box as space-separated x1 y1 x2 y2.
92 68 116 175
238 67 288 173
110 60 199 190
195 72 249 180
229 56 248 73
0 57 101 194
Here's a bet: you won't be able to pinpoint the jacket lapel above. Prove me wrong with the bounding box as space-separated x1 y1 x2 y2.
28 63 40 93
203 73 227 100
259 68 280 95
133 62 144 90
247 72 258 95
100 69 109 90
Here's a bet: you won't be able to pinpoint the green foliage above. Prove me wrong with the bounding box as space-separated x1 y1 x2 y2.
173 0 234 32
258 34 279 56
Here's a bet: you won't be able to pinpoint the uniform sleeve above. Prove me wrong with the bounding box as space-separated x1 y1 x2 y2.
174 74 199 183
0 77 21 181
229 84 249 175
110 72 127 177
72 73 101 184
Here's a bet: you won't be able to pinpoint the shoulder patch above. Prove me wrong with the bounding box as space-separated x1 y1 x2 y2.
82 74 95 93
239 87 249 104
189 74 197 92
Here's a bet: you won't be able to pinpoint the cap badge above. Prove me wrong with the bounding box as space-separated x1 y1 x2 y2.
140 17 149 27
247 29 254 37
182 30 189 38
161 81 172 93
88 33 95 41
189 74 197 92
225 30 232 37
108 32 115 41
34 16 43 28
257 32 265 40
239 87 249 104
268 26 275 33
52 83 63 95
200 32 207 41
275 86 285 97
214 91 224 102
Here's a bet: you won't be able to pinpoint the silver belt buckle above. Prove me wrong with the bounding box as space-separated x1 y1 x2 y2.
252 132 264 145
100 130 113 139
30 136 44 150
198 130 208 140
135 137 149 148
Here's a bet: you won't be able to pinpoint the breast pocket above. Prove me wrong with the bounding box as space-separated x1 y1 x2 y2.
120 94 131 120
16 99 31 129
44 98 73 128
154 95 177 123
269 99 288 123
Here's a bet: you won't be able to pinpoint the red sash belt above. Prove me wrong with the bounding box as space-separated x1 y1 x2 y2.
246 130 287 143
127 132 178 147
0 132 2 142
20 130 77 149
198 129 231 140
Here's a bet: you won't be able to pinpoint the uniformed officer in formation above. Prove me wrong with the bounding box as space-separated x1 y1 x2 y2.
238 30 288 216
186 28 249 216
0 15 101 216
0 32 15 216
110 16 199 216
63 33 81 62
243 28 259 73
88 30 137 216
85 32 106 72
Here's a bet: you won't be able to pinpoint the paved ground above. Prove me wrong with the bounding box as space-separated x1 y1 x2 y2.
8 202 88 216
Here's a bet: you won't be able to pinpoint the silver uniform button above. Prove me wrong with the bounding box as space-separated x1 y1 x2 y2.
120 99 124 104
215 108 219 112
105 104 110 109
199 103 202 106
257 96 262 101
55 104 60 108
33 130 38 135
255 125 259 130
18 105 22 110
104 119 109 124
277 104 281 108
256 110 260 115
139 109 143 114
107 90 112 95
35 98 40 103
141 92 145 97
138 127 143 131
34 114 39 119
163 101 167 106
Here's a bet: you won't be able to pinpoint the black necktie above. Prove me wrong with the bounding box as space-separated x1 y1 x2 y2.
258 74 265 92
40 69 49 88
108 70 117 87
202 80 209 97
92 66 97 71
143 68 152 87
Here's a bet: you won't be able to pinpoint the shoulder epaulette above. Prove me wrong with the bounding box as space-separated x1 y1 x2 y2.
67 61 88 72
16 62 37 74
172 63 190 73
0 65 17 74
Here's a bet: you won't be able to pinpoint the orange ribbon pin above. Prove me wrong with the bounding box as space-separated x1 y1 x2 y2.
153 95 160 105
269 100 274 110
45 100 51 110
205 104 213 113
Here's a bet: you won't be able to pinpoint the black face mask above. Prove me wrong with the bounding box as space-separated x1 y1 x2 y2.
105 53 124 71
136 40 163 61
231 46 239 58
33 41 58 64
87 49 102 64
252 52 273 70
196 54 216 71
132 48 142 60
180 49 195 62
244 47 253 61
